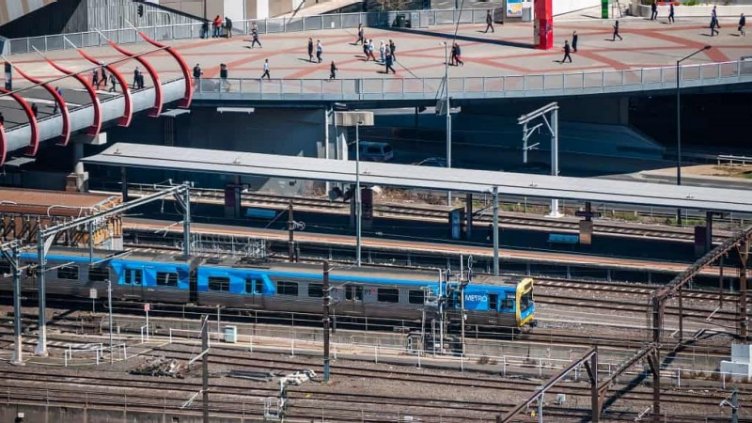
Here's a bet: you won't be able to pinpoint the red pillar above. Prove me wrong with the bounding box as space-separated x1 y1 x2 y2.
534 0 553 50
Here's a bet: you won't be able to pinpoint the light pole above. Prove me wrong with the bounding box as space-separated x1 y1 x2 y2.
355 120 362 267
108 279 113 364
442 41 452 206
675 45 711 226
333 111 374 268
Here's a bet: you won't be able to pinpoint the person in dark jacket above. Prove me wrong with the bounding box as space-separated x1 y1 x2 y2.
225 17 233 37
650 1 658 20
484 9 494 33
389 39 396 61
571 30 578 52
668 3 675 23
385 52 396 74
612 20 623 41
200 20 209 39
307 38 314 62
329 61 337 79
561 40 572 63
739 13 746 36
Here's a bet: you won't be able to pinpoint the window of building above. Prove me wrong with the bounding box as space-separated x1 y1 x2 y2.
157 272 179 287
89 267 109 282
377 288 399 303
246 276 264 294
308 283 323 298
408 290 425 304
208 276 230 292
276 281 298 296
345 285 363 301
57 265 79 280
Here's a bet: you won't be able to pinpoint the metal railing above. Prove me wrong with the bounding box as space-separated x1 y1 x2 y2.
5 8 491 56
191 59 752 101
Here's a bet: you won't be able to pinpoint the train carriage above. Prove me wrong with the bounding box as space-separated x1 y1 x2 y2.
1 247 535 330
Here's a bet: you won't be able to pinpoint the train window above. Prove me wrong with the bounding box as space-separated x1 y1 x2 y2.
126 269 143 285
277 281 298 296
246 277 263 294
408 290 425 304
521 290 533 310
377 288 399 303
208 277 230 292
308 283 323 298
157 272 179 287
501 298 514 311
57 265 79 280
345 285 363 301
89 267 109 282
488 294 498 311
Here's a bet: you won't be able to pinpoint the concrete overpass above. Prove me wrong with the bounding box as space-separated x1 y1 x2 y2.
2 9 752 165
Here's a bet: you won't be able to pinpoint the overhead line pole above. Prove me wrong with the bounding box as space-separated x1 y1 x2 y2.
32 182 191 356
0 240 25 365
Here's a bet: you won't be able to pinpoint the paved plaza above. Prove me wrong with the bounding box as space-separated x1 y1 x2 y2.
7 14 752 86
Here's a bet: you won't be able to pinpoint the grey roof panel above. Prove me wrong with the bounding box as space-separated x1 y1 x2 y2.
82 143 752 213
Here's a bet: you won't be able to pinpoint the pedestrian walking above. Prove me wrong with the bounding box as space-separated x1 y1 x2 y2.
329 61 337 79
193 63 202 87
355 23 364 45
219 63 229 91
132 66 140 89
453 42 464 66
379 40 386 63
710 15 720 36
213 15 222 38
52 87 62 113
108 73 117 93
316 40 323 63
484 9 494 33
668 3 675 23
449 42 456 66
561 40 572 63
31 103 38 118
571 30 578 52
650 1 658 20
201 20 209 39
612 20 623 41
92 68 99 89
366 39 377 61
385 51 396 74
251 25 262 48
260 59 270 80
307 38 314 62
99 66 107 89
225 17 233 38
739 13 746 36
389 39 396 61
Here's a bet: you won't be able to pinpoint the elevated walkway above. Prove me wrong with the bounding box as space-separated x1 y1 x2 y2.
2 10 752 162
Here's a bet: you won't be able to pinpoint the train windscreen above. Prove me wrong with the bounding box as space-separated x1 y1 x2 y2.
520 289 533 311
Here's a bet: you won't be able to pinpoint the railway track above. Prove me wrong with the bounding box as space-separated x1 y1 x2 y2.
105 186 736 242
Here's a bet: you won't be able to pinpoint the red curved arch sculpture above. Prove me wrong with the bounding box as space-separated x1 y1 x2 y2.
139 32 193 109
0 123 7 166
0 87 40 157
43 58 102 138
12 65 71 147
76 49 133 127
107 40 163 118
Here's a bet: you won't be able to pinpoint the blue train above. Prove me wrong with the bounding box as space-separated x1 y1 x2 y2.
2 247 535 329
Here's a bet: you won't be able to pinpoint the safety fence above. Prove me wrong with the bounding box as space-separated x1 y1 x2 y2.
192 59 752 101
5 8 490 56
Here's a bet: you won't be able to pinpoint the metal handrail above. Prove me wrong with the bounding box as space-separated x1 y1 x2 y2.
5 8 494 56
190 59 752 100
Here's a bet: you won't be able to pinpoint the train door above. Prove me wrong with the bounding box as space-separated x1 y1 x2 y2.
343 284 364 316
245 276 264 308
189 269 198 303
124 268 144 298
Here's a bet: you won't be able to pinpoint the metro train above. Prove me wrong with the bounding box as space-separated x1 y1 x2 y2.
1 247 535 329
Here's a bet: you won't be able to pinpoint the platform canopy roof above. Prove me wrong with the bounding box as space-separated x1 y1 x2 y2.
83 143 752 214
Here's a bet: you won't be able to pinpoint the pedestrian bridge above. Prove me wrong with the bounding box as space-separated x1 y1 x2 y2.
2 9 752 163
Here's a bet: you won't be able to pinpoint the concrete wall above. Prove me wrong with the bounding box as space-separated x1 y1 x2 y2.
105 106 327 194
553 0 600 16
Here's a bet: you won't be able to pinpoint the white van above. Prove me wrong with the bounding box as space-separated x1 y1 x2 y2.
355 141 394 162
